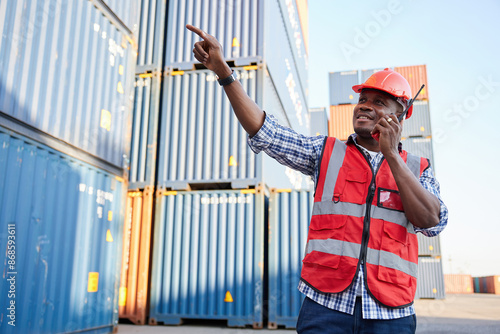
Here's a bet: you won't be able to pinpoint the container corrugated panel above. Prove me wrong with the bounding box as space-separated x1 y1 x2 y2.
102 0 139 32
402 100 432 138
415 257 445 299
0 126 125 333
119 187 154 325
274 0 309 91
444 274 474 294
264 0 309 126
164 0 260 67
0 0 136 169
129 74 161 189
394 65 428 100
329 71 359 105
417 233 441 256
401 137 435 168
295 0 309 52
268 189 313 329
309 107 328 136
163 0 308 90
149 188 266 328
135 0 167 68
157 67 310 190
328 104 355 140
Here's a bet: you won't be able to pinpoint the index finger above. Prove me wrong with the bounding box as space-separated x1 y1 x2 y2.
186 24 206 39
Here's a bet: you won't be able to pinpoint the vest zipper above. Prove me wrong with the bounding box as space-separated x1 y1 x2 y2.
355 146 384 265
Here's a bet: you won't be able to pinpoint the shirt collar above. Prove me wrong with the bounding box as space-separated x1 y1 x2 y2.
347 133 403 153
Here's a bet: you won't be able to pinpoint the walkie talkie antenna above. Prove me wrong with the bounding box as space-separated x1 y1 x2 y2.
398 84 425 121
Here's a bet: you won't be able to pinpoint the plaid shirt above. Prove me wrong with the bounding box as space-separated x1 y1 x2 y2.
248 114 448 319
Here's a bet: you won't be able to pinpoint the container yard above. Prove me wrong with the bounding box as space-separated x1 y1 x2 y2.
1 1 497 334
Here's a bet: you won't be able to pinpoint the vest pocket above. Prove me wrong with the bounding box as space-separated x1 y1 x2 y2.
308 215 348 240
377 188 404 212
335 169 369 205
303 249 342 270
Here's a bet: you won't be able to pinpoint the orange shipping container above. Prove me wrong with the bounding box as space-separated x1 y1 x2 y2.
328 104 355 140
119 187 155 324
394 65 429 100
444 274 474 294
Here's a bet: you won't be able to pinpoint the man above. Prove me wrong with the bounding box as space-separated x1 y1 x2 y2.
186 24 447 334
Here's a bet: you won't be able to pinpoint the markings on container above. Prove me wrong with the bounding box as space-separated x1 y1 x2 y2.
119 65 124 75
232 37 240 47
106 229 114 242
349 94 353 100
429 245 434 251
108 211 113 221
432 288 437 293
240 189 255 194
243 65 258 71
100 109 112 131
171 70 184 76
88 272 99 292
224 291 234 303
163 191 178 196
119 287 127 306
117 81 124 94
228 155 237 166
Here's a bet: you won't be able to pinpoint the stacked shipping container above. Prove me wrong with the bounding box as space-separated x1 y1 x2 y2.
0 1 139 332
149 0 310 327
328 65 444 300
114 0 311 328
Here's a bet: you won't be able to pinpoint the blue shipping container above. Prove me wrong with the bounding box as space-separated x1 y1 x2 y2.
0 0 136 169
329 70 360 106
0 126 125 333
157 67 311 190
149 188 266 328
268 189 312 329
128 73 161 189
164 0 308 98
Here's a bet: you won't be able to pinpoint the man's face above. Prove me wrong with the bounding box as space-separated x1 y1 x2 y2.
352 89 404 138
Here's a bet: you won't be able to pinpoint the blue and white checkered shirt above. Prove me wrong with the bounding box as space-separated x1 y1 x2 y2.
248 114 448 320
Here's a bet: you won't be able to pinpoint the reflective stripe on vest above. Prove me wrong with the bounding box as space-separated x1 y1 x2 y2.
305 238 418 278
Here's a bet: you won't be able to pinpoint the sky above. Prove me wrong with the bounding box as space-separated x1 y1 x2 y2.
307 0 500 276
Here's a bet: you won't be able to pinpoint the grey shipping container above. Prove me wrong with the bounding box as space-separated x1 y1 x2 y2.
329 70 360 105
163 0 308 97
268 189 313 329
402 100 432 138
128 73 161 189
149 187 267 328
401 137 435 168
309 107 328 136
0 126 126 333
98 0 139 33
157 67 310 190
417 233 442 257
415 257 446 299
0 0 136 170
135 0 167 69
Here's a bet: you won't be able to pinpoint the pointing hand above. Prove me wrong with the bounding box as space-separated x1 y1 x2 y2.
186 24 232 78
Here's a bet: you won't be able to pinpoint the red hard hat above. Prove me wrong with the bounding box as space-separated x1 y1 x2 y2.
352 68 413 118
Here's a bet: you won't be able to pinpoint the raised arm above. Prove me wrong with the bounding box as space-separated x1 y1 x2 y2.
186 25 265 136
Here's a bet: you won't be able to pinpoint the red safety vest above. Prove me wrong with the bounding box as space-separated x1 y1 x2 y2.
301 137 430 308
